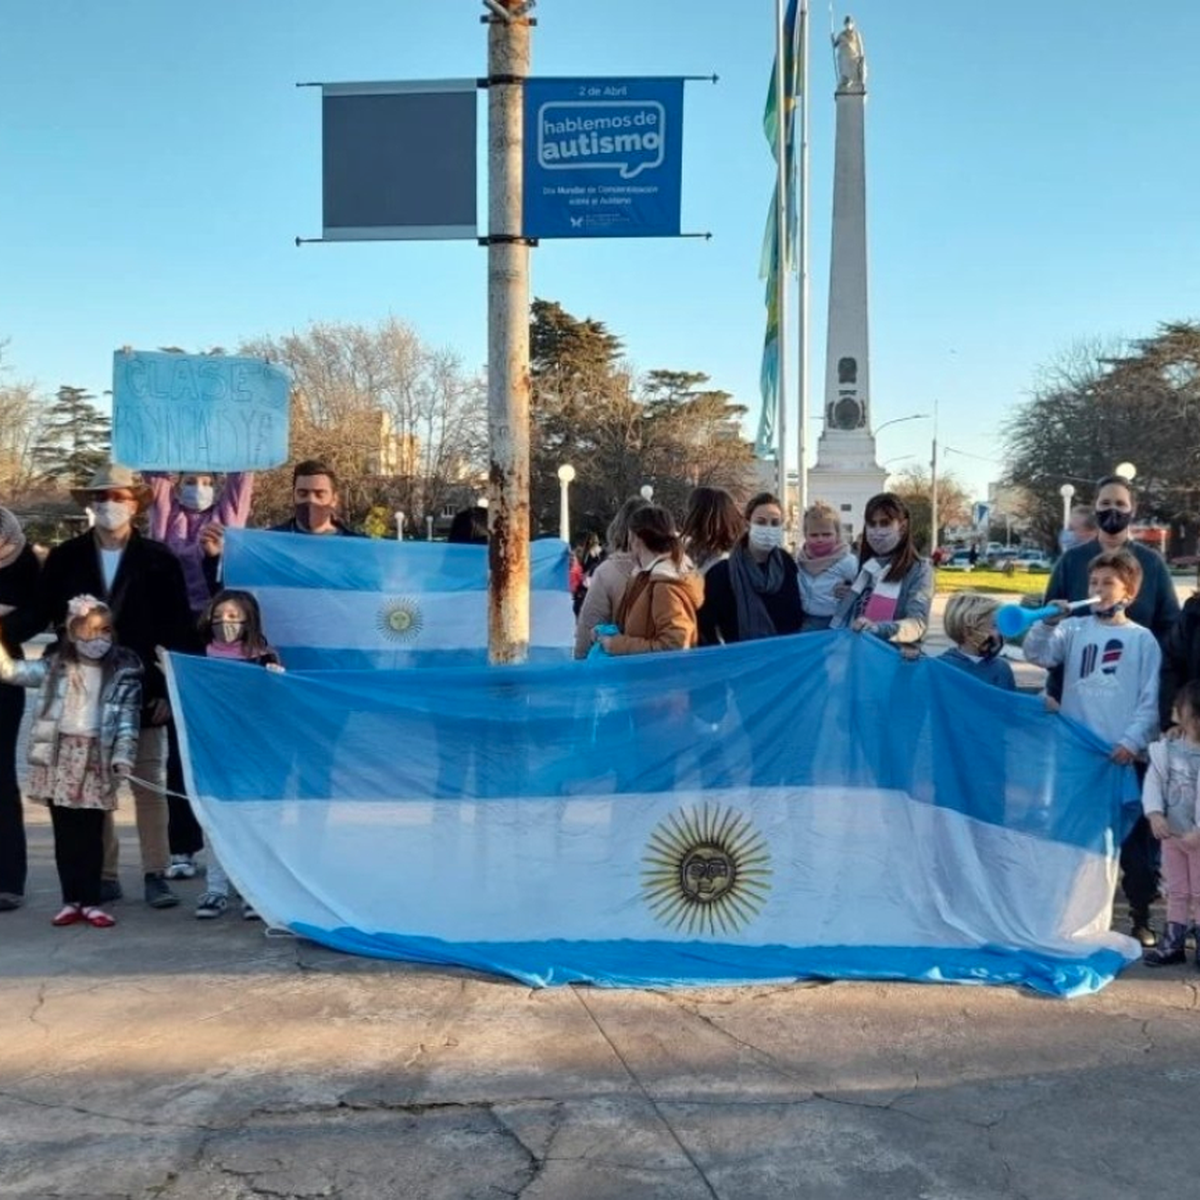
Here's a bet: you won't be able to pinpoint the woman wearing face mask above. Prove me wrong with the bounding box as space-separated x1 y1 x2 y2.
697 493 804 646
594 506 704 655
832 493 933 644
0 595 141 928
145 470 254 617
0 507 41 912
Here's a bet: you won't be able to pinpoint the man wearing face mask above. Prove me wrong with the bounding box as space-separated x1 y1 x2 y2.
269 460 363 537
1044 474 1180 948
4 464 198 909
698 492 804 645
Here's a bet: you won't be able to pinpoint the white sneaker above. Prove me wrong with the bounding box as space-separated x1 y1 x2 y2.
166 854 198 880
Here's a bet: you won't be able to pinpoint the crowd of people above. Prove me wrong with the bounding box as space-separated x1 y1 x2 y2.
2 463 1200 969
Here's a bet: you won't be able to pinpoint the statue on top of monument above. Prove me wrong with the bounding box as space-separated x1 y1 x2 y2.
833 15 867 92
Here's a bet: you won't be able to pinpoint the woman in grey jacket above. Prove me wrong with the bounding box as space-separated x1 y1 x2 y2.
833 493 934 645
0 595 141 927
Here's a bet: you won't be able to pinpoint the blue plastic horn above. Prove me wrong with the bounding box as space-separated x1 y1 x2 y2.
994 597 1098 638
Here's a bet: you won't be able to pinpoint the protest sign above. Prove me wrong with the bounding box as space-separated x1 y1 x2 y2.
111 350 290 472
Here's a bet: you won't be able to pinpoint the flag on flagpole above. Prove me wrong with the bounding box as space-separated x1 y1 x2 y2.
222 529 574 669
756 0 802 459
167 632 1142 996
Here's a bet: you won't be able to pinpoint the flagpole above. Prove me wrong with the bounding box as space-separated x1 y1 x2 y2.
773 0 790 506
796 0 810 521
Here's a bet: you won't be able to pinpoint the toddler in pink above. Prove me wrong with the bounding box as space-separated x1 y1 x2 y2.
1142 678 1200 967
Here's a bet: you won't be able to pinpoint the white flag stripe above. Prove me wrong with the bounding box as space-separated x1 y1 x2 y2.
252 585 575 652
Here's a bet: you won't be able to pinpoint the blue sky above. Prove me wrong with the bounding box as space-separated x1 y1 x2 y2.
2 1 1198 502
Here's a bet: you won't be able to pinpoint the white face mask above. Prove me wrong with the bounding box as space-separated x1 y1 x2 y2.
76 637 112 660
92 501 133 532
179 483 214 512
748 524 784 552
865 526 902 556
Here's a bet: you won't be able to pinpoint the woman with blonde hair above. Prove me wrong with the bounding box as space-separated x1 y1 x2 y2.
573 495 651 658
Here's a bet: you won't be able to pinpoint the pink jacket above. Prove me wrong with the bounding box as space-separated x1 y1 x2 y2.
145 472 253 613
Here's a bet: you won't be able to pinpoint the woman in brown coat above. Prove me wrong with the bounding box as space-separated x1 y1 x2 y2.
595 506 704 655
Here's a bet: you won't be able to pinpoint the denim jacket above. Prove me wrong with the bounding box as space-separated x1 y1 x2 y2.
831 557 934 644
0 645 142 775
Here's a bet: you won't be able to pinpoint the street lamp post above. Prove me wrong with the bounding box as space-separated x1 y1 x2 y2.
557 464 576 544
874 413 931 437
1115 461 1137 482
1059 483 1075 530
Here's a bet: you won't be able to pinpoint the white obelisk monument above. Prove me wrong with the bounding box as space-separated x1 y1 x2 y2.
808 16 885 537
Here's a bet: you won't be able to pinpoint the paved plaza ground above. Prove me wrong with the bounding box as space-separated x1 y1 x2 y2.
3 588 1199 1198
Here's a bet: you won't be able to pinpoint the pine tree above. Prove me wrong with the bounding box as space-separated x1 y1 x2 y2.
31 385 111 486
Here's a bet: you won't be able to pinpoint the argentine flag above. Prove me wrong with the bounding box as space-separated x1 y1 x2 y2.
166 632 1142 997
223 528 574 668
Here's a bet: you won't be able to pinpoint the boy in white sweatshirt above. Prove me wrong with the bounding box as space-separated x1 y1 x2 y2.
1024 549 1161 760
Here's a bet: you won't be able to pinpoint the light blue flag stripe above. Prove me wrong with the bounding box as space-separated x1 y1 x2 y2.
166 634 1142 997
223 529 574 668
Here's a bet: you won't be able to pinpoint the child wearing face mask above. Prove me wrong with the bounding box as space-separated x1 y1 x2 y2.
1024 550 1160 764
145 470 254 616
833 493 934 644
697 492 805 645
0 596 142 928
1140 680 1200 967
795 502 858 632
146 469 254 881
191 589 282 920
939 592 1016 690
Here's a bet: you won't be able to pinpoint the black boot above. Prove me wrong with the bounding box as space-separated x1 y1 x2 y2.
1145 921 1187 966
1130 909 1158 948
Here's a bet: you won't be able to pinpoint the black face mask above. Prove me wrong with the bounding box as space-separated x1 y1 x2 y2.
1096 508 1132 536
295 502 335 532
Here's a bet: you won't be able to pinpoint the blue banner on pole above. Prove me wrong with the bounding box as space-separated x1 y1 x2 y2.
112 351 291 472
522 78 684 239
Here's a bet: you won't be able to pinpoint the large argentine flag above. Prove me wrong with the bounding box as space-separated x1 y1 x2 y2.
166 633 1142 997
223 528 574 668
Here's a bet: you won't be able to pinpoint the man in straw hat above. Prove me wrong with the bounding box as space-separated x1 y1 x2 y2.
4 463 197 908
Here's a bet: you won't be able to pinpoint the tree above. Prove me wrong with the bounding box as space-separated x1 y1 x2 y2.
890 465 971 552
241 320 487 529
0 341 45 502
1001 324 1200 553
529 299 754 538
30 385 110 488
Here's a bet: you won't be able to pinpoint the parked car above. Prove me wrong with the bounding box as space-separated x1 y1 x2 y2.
941 549 975 571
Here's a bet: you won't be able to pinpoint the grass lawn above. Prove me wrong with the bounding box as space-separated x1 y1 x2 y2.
935 569 1048 596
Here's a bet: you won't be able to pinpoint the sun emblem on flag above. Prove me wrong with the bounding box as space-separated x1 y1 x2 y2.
641 803 772 936
376 597 423 642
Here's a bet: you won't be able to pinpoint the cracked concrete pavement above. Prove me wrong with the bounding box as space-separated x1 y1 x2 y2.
4 811 1200 1199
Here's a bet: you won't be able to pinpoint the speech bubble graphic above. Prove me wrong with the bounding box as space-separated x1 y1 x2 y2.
536 100 666 180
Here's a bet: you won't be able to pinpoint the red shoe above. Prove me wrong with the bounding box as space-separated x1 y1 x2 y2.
51 904 84 927
82 907 116 928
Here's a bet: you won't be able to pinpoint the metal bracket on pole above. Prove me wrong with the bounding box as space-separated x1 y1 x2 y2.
477 235 538 247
